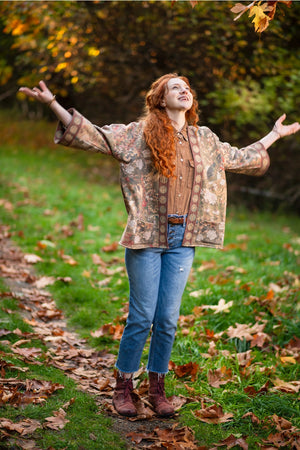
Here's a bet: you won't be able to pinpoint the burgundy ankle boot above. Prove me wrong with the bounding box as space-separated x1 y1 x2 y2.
148 372 175 417
113 373 137 417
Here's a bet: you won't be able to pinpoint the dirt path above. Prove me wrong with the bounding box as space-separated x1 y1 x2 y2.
0 225 199 449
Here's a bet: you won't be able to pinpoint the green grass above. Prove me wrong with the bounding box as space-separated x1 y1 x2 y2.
0 110 299 448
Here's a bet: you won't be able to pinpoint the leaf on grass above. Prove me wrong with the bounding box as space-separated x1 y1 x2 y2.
208 366 235 388
23 254 43 264
37 239 56 248
0 418 41 436
242 411 261 424
101 241 119 252
237 350 252 367
197 259 217 272
127 424 198 448
193 403 234 424
91 323 124 340
202 298 233 314
44 408 69 430
280 356 297 365
92 253 107 266
244 381 270 397
34 276 56 289
169 361 199 381
213 433 249 449
12 347 43 359
272 377 300 393
82 270 91 278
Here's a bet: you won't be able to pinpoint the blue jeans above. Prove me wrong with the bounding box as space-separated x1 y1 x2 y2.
116 219 195 374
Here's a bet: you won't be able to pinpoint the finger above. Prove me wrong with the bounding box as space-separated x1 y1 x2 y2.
19 87 37 98
39 80 48 91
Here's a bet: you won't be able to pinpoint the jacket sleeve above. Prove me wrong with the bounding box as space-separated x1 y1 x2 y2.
54 109 142 163
207 128 270 176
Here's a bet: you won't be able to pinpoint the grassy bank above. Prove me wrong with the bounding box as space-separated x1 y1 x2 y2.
0 111 299 448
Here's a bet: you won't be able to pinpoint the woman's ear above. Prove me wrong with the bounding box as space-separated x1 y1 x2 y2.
161 100 166 107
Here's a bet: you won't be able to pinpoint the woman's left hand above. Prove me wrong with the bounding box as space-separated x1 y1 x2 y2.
273 114 300 138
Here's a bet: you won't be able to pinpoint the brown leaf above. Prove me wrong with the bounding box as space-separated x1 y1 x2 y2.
197 259 217 272
214 433 249 449
34 276 56 289
244 381 270 397
193 403 234 424
242 411 261 424
272 377 300 393
91 323 124 340
44 408 69 430
0 417 41 435
169 361 199 381
23 254 43 264
12 347 43 359
101 241 119 252
92 253 107 266
208 366 234 388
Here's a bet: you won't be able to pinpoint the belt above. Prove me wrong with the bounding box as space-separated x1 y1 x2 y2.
168 217 184 224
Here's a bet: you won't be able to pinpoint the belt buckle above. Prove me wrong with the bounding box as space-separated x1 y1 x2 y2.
168 217 184 225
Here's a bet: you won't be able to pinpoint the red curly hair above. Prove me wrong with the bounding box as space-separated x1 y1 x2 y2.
142 73 199 178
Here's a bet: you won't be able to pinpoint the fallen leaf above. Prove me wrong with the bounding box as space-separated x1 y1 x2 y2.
193 403 234 424
44 408 69 430
280 356 297 365
0 417 41 435
101 242 119 252
34 276 56 289
214 433 249 449
202 298 233 314
169 361 199 381
272 377 300 393
24 254 43 264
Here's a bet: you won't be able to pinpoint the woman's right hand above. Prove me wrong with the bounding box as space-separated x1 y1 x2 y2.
19 80 55 105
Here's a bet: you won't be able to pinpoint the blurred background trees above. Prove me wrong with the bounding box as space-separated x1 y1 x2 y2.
1 1 299 210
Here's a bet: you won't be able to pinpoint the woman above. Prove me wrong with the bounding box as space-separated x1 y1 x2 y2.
19 75 299 417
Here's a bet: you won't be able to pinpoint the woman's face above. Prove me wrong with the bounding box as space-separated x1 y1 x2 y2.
162 77 193 113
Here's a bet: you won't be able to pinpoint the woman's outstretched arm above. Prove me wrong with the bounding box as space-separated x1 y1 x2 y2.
260 113 300 149
19 80 72 127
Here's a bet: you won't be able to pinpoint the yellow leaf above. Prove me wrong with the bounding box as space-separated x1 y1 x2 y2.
280 356 297 365
82 270 91 278
88 47 100 57
249 4 271 32
55 62 67 72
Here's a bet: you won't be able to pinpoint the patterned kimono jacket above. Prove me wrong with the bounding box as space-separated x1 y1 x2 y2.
54 109 270 249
